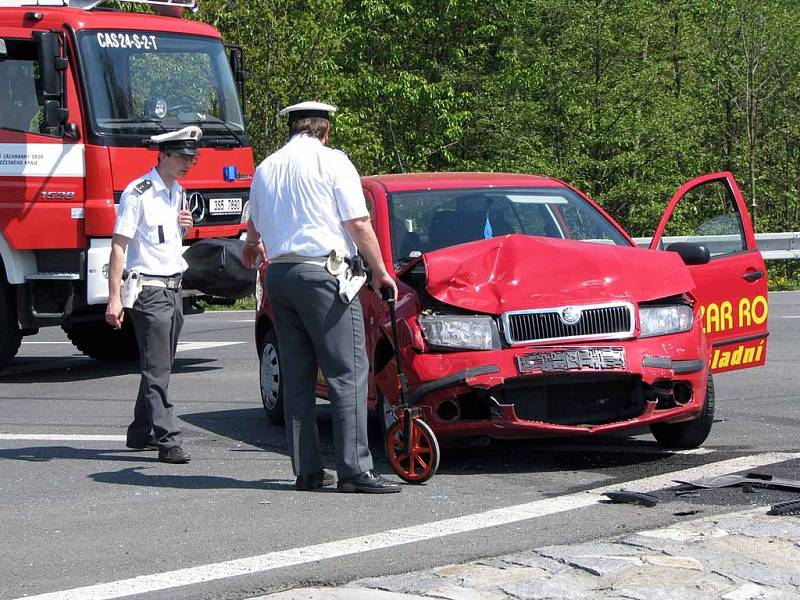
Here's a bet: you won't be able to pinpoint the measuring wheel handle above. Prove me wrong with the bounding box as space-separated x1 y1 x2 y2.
386 416 440 484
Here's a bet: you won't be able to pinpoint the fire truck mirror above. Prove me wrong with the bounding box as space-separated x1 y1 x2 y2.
0 39 7 60
43 100 68 130
35 31 63 98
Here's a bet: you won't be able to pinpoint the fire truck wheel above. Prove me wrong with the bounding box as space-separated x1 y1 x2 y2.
0 283 22 370
62 318 140 361
651 373 715 449
259 329 285 425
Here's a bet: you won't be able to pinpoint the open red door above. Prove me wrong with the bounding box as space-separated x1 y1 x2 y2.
650 172 768 373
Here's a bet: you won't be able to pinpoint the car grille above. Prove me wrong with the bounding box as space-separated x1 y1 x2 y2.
501 302 634 345
494 375 647 426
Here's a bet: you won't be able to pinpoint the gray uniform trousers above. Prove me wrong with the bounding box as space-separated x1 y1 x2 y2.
266 262 374 479
126 286 184 449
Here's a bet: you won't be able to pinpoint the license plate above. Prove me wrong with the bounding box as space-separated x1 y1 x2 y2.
209 197 242 215
517 347 626 373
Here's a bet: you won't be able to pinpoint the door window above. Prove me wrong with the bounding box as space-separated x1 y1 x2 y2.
661 180 746 257
0 39 45 133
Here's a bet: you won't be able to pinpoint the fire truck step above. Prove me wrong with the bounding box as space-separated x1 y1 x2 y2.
25 272 81 281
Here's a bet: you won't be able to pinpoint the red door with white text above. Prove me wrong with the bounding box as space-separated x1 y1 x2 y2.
650 172 768 373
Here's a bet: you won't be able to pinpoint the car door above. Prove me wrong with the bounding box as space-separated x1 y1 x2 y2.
650 172 768 373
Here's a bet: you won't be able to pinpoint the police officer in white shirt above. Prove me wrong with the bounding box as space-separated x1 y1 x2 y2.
242 101 401 493
105 126 199 464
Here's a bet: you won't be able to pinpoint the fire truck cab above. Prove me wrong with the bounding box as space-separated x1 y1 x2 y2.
0 0 254 369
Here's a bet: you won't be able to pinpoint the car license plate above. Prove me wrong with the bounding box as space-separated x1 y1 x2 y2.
517 347 626 373
209 197 242 215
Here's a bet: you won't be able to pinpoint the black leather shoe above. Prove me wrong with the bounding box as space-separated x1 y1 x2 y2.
126 439 158 451
158 446 191 464
337 470 401 494
295 469 336 491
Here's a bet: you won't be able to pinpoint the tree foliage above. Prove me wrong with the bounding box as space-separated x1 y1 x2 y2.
185 0 800 236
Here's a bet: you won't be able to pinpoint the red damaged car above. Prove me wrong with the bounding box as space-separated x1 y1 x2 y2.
255 171 768 476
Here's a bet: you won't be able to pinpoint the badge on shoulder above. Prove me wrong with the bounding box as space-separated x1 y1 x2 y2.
134 180 153 195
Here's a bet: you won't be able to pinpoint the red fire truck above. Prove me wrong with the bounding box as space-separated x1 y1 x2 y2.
0 0 254 370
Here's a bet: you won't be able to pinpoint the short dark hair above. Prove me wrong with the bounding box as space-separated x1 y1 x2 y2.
289 116 330 140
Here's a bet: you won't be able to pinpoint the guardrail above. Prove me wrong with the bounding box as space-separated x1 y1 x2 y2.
632 232 800 260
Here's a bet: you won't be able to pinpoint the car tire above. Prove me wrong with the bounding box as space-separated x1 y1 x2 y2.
651 374 715 449
62 318 139 361
0 282 22 371
259 329 285 425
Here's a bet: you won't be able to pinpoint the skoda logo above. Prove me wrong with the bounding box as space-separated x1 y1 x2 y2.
188 192 206 224
560 306 582 325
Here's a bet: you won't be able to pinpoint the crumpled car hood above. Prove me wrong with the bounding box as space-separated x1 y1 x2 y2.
419 234 695 314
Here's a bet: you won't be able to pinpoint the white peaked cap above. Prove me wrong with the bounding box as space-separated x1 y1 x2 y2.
277 101 337 118
150 125 203 155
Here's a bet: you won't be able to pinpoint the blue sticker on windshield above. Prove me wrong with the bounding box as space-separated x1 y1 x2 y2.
483 216 493 239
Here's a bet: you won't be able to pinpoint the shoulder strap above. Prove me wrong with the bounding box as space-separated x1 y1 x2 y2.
134 180 153 195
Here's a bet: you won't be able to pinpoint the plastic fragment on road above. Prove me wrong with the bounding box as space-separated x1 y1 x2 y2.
603 491 659 507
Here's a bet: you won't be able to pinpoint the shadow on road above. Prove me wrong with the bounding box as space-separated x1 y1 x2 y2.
181 407 682 478
89 466 301 492
0 446 161 463
0 357 220 383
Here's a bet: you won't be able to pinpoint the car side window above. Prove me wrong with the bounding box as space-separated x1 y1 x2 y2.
0 39 45 134
662 180 746 257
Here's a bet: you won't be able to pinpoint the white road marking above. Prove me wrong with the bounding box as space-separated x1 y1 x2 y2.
777 315 800 319
529 444 714 455
0 434 126 441
14 451 799 600
21 341 73 344
232 319 255 323
176 341 244 352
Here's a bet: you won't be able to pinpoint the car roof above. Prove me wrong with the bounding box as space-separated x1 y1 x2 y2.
362 172 564 193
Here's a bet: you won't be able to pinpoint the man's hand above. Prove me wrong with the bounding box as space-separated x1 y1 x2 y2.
105 296 124 330
178 209 193 230
373 269 397 301
242 240 267 269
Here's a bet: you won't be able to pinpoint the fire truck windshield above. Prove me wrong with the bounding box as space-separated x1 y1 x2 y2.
77 31 245 145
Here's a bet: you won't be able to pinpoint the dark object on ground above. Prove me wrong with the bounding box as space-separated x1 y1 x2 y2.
603 491 659 507
673 509 703 516
183 238 256 299
674 472 800 492
767 499 800 516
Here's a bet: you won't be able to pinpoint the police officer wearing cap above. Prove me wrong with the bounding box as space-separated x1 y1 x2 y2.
105 125 200 464
242 101 401 493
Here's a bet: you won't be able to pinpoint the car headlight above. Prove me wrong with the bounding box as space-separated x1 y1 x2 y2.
639 305 693 338
418 315 500 350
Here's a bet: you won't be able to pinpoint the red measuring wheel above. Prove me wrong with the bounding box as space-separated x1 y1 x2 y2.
386 417 440 483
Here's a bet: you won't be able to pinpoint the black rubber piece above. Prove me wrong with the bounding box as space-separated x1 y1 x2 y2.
603 491 659 507
767 499 800 516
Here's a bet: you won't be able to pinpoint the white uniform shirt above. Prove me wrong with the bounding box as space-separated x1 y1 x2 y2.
114 167 187 276
249 134 369 259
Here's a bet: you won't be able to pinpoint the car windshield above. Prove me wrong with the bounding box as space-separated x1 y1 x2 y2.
388 186 631 264
77 31 244 143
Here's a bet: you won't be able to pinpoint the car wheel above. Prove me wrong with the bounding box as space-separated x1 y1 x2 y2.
259 329 284 425
651 374 715 449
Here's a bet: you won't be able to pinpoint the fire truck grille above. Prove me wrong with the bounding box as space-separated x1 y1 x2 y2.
502 303 634 344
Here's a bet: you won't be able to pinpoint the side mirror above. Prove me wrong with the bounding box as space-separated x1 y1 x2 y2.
665 242 711 265
35 31 68 131
0 38 7 60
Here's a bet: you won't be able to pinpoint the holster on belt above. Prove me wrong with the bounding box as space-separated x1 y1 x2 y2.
325 250 366 304
120 269 143 308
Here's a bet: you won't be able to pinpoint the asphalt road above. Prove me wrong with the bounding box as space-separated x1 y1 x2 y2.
1 292 798 600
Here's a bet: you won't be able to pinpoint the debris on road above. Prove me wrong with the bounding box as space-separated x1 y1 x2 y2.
602 491 659 507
